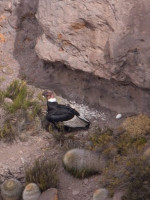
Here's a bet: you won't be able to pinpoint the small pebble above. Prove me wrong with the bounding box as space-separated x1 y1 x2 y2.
72 190 79 196
84 179 88 184
116 114 122 119
4 97 13 105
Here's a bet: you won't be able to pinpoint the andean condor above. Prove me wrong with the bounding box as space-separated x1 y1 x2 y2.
42 90 90 130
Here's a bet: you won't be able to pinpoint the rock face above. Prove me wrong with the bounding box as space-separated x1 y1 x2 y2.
36 0 150 89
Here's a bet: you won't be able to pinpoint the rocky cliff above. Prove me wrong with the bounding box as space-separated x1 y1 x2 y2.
11 0 150 114
35 0 150 89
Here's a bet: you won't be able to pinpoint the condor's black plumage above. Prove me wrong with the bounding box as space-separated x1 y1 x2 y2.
46 101 80 123
43 90 90 130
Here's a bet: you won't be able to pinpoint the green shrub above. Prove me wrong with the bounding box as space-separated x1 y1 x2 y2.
0 80 42 142
3 80 42 115
90 128 113 151
89 124 149 197
0 90 4 103
5 80 27 100
63 165 98 179
25 159 58 192
0 120 15 142
116 133 147 156
122 157 150 200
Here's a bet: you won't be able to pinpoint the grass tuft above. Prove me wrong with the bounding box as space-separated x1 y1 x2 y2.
63 165 98 179
0 79 43 142
0 120 15 142
25 159 58 192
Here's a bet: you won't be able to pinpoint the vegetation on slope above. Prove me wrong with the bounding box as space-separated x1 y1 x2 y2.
89 114 150 199
0 79 43 142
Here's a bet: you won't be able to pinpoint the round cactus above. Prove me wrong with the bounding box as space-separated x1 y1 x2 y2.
22 183 41 200
1 178 22 200
63 148 105 178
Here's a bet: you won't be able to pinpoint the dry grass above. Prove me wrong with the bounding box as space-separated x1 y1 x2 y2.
0 119 16 142
25 159 58 192
123 114 150 136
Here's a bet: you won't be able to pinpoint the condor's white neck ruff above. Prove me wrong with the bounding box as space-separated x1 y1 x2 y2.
48 98 57 102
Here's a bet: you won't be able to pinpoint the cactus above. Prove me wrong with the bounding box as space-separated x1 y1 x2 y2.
63 148 105 178
1 178 22 200
22 183 41 200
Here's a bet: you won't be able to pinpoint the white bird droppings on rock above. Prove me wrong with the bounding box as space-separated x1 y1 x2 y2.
69 101 107 121
116 114 122 119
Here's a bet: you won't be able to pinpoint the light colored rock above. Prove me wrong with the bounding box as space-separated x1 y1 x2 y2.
144 147 150 165
72 190 79 196
8 13 18 29
63 149 105 178
38 188 58 200
93 188 108 200
36 0 150 89
1 178 22 200
4 2 12 12
23 183 41 200
84 179 88 185
4 97 13 105
113 191 124 200
116 114 122 119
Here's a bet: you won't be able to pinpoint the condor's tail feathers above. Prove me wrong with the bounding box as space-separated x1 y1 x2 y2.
63 115 90 130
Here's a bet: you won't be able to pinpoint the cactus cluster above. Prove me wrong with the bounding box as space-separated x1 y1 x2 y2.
63 148 105 178
22 183 41 200
1 178 22 200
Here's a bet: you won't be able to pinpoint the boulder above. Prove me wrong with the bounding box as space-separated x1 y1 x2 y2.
36 0 150 89
38 188 58 200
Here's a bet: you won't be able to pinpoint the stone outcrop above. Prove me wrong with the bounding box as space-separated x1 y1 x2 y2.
36 0 150 89
38 188 58 200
